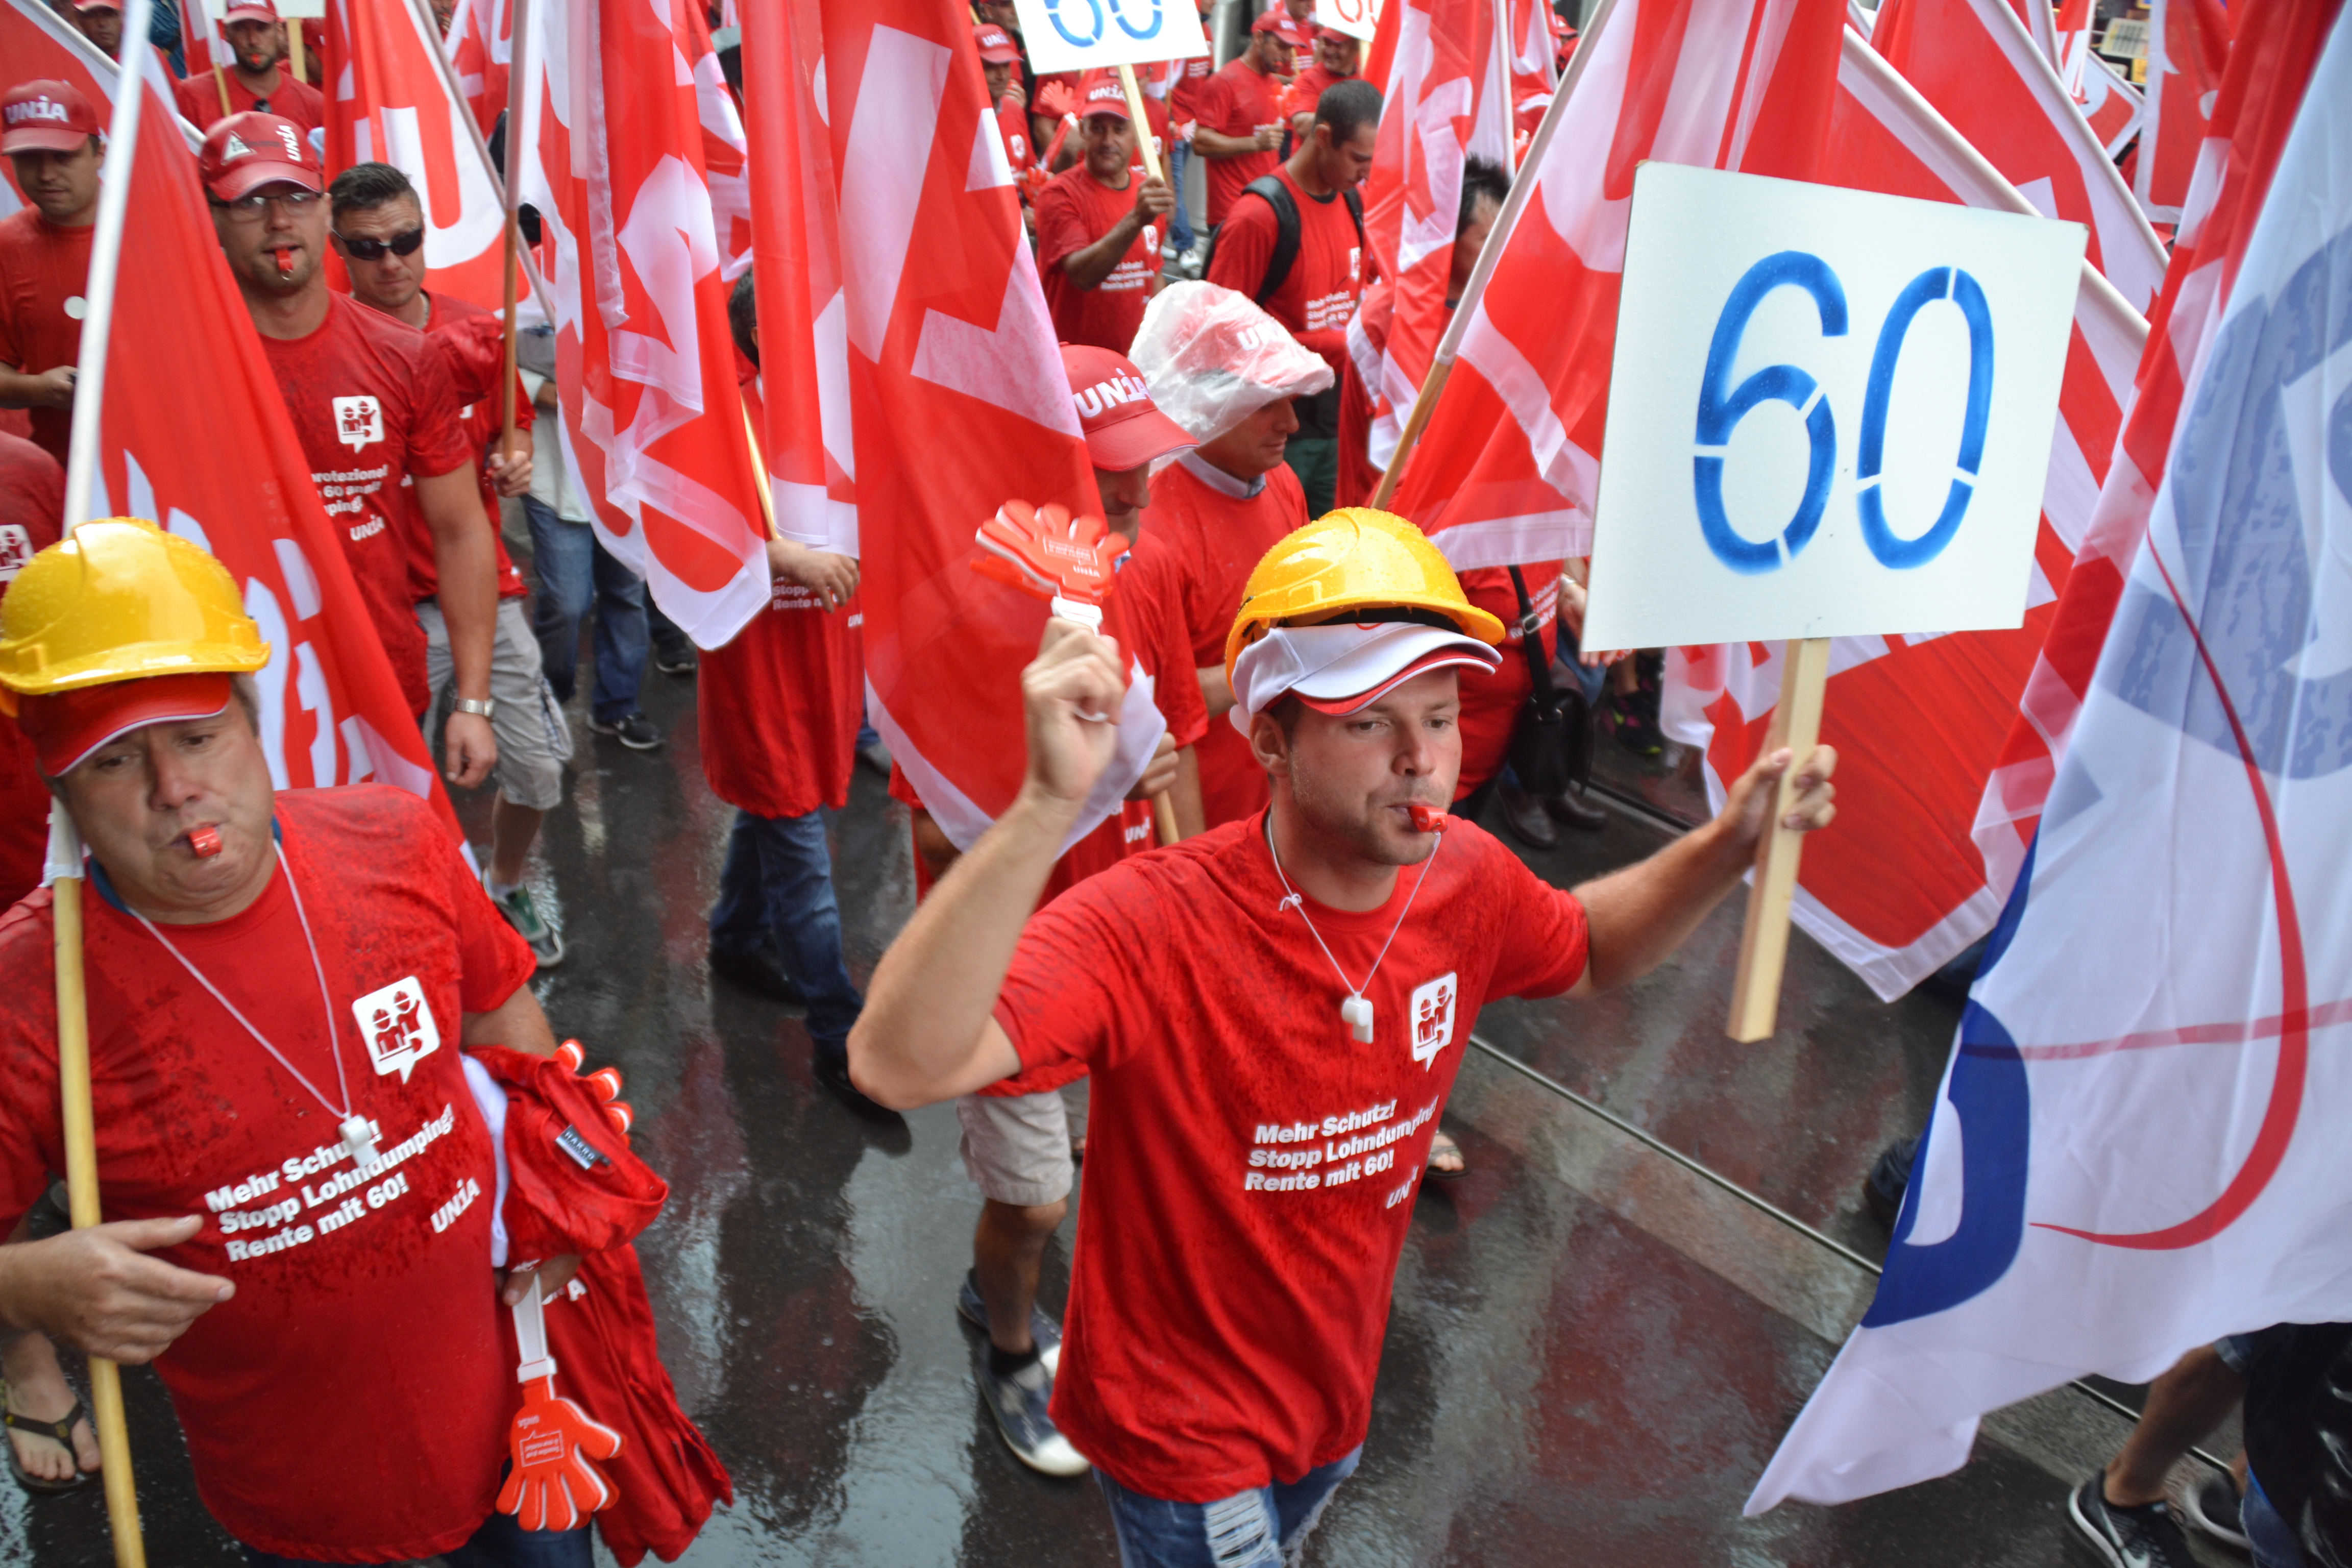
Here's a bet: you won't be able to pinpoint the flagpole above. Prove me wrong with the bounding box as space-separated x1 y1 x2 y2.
405 0 555 308
1113 63 1165 184
500 0 531 469
58 10 155 1560
1367 0 1622 510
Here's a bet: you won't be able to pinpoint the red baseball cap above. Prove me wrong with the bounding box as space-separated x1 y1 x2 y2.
972 23 1021 62
1250 8 1292 32
1074 71 1131 120
222 0 280 23
1314 23 1359 41
1062 346 1196 473
74 0 123 13
197 111 322 202
15 671 235 776
1 80 101 157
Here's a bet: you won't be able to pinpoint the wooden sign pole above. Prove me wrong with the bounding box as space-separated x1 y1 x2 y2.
1726 637 1831 1042
1113 63 1165 185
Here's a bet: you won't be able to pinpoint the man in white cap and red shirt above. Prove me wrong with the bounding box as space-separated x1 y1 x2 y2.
0 517 587 1561
200 112 503 791
849 507 1839 1565
0 79 102 469
1035 73 1175 352
69 0 125 60
174 0 324 136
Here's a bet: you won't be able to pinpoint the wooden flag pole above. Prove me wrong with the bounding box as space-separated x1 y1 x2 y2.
286 20 304 88
1364 0 1622 510
1152 792 1181 847
498 0 531 471
211 57 232 118
740 397 777 539
1113 62 1165 185
1725 638 1831 1042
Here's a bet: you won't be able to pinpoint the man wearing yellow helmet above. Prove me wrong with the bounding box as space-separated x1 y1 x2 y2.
849 509 1837 1566
0 520 586 1559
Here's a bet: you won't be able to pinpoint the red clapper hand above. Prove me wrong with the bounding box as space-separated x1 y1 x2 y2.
973 500 1124 633
496 1259 623 1530
558 1038 635 1138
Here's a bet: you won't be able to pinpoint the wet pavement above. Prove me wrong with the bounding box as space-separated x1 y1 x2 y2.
7 581 2242 1565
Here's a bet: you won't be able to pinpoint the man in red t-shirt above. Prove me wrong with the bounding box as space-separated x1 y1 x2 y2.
69 0 124 59
974 23 1044 211
0 519 587 1559
1035 76 1174 353
0 80 102 468
1192 12 1290 230
1273 0 1317 75
848 509 1838 1561
1280 26 1361 138
173 0 324 138
1206 77 1378 517
200 115 501 791
327 162 573 971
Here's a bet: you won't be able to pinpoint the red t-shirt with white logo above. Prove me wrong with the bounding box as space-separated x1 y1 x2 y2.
173 63 325 137
995 813 1588 1499
418 292 530 600
1166 54 1212 129
0 208 93 465
1453 562 1562 800
261 292 473 715
699 579 865 820
1204 165 1363 438
0 430 62 904
1036 164 1162 354
1194 59 1284 226
1137 454 1308 828
0 786 535 1560
997 97 1039 185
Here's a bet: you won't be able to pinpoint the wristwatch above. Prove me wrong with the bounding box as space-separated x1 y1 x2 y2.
453 697 496 719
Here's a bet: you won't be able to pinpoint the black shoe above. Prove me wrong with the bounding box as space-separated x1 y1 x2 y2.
1863 1135 1921 1229
1496 784 1559 850
1542 788 1610 831
2068 1474 2200 1568
2182 1468 2248 1552
707 942 805 1005
652 644 698 677
587 712 662 750
814 1054 901 1122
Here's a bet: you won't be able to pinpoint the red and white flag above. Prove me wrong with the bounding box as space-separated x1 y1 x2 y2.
1868 0 2166 312
809 0 1164 849
1971 0 2324 904
678 0 752 280
2135 0 2231 222
518 0 770 647
441 0 512 138
179 0 227 91
1386 0 1848 569
326 0 509 311
2053 0 2144 157
1356 0 1513 478
59 39 452 825
735 0 853 554
1663 29 2145 998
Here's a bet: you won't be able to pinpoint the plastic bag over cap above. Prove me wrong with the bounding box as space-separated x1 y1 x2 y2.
1129 282 1334 446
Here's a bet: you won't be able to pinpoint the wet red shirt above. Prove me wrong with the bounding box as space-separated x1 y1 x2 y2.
997 97 1039 187
260 292 472 715
0 786 535 1560
417 292 530 600
1138 454 1308 828
1166 54 1213 128
996 813 1588 1499
1036 164 1163 353
1195 60 1284 225
699 578 865 820
173 63 325 136
1453 562 1561 799
0 208 93 465
0 431 62 904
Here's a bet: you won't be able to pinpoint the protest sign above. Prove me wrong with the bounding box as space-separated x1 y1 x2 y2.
1009 0 1211 74
1317 0 1384 40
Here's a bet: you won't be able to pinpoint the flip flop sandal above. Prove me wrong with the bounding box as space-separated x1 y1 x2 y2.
2 1381 94 1494
1426 1131 1469 1181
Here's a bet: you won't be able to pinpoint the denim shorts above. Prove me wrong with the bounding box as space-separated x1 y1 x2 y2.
1096 1447 1361 1568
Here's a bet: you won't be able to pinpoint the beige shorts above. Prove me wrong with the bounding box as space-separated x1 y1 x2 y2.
419 596 572 812
957 1080 1089 1208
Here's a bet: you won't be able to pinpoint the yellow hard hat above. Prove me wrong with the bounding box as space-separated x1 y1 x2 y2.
1223 508 1506 680
0 518 270 709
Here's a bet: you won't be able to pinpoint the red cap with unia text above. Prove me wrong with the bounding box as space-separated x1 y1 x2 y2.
1074 71 1131 120
1 80 100 157
972 22 1021 62
197 111 322 202
221 0 281 24
1060 345 1196 473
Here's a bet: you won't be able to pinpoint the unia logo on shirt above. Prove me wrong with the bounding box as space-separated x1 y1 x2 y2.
353 977 440 1083
0 524 32 582
1408 972 1457 1069
332 395 384 454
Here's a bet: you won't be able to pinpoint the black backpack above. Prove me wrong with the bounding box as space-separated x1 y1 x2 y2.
1200 175 1365 305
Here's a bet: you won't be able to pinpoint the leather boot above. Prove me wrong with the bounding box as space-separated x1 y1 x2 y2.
1542 788 1609 831
1497 783 1559 850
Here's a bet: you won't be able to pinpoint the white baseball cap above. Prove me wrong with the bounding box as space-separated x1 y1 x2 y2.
1228 621 1501 735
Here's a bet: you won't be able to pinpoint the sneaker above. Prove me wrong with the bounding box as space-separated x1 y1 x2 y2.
707 942 804 1006
485 874 565 968
955 1269 1064 1376
973 1338 1088 1477
2182 1469 2249 1552
652 644 699 677
813 1054 902 1123
2068 1474 2200 1568
588 712 662 751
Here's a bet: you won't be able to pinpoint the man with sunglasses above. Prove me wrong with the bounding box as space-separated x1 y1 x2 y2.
200 114 501 792
172 0 323 139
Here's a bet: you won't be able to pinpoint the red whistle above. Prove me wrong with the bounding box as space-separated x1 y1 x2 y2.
188 824 223 858
272 247 295 275
1408 804 1447 834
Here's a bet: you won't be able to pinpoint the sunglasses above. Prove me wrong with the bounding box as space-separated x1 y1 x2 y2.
334 226 425 260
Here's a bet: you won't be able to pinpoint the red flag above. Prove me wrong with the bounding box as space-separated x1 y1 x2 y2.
811 0 1164 849
2053 0 2145 156
1662 28 2145 996
520 0 770 647
326 0 510 310
677 0 752 281
737 0 853 553
72 47 454 825
1869 0 2167 312
1387 0 1848 569
2136 0 2232 222
440 0 512 138
1971 0 2339 897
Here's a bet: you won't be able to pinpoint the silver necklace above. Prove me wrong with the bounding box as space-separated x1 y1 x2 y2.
134 843 380 1166
1265 814 1444 1043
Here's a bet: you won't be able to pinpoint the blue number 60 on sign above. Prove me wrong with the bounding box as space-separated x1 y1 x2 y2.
1691 249 1995 576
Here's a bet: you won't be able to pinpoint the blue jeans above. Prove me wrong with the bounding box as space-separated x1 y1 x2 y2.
1167 139 1195 256
522 496 647 724
2245 1472 2307 1568
1096 1448 1360 1568
709 807 864 1056
242 1510 590 1567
